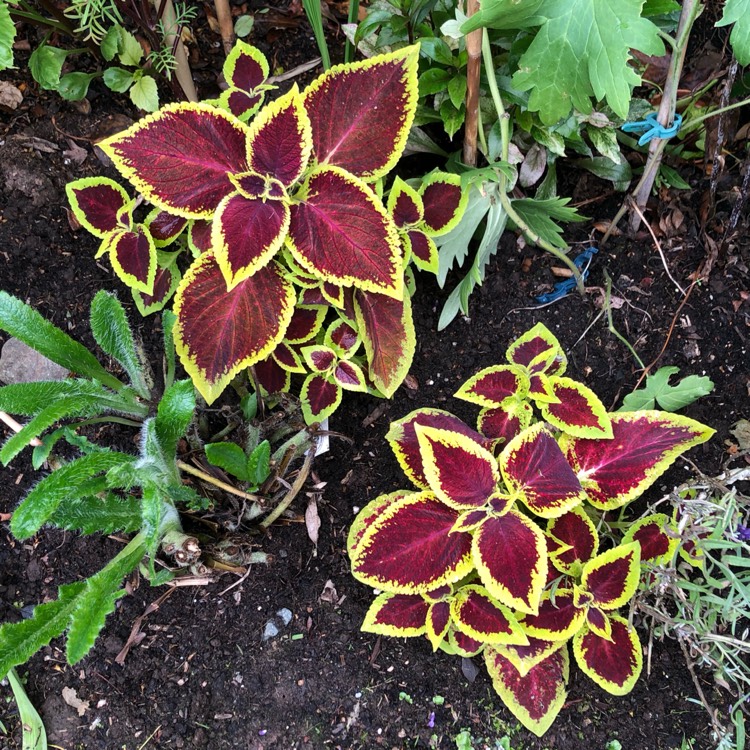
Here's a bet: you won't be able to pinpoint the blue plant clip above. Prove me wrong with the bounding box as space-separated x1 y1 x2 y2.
535 246 598 304
621 112 683 146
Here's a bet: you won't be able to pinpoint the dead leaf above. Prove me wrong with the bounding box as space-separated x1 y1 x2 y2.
62 687 89 717
730 420 750 452
305 496 321 548
63 139 88 165
0 81 23 110
319 579 339 605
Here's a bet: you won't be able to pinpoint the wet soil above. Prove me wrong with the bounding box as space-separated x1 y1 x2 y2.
1 8 749 750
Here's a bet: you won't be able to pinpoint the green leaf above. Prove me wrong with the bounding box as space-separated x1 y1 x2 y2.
0 582 85 679
234 14 255 37
11 451 132 539
0 0 16 70
716 0 750 65
619 366 714 412
66 537 146 664
49 493 142 535
658 164 691 190
103 66 135 93
162 309 177 390
118 27 143 66
0 379 119 417
56 71 97 100
100 25 120 61
247 439 271 484
574 156 631 191
6 668 47 750
511 196 584 249
586 124 622 163
154 379 195 459
205 442 250 482
90 291 152 399
461 0 547 32
28 44 69 90
419 68 452 96
32 426 103 470
439 98 464 139
419 38 455 66
140 483 167 557
447 74 467 110
129 74 159 111
0 292 124 392
642 0 680 14
511 0 664 124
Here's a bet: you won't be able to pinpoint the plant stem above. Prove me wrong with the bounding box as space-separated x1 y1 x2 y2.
213 0 235 56
344 0 359 63
480 30 584 291
462 0 481 167
154 0 197 101
260 441 316 529
628 0 701 232
603 271 645 370
176 459 261 502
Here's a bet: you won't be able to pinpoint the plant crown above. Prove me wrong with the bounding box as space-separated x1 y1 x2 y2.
348 322 714 736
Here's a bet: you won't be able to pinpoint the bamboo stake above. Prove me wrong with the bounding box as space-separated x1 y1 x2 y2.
462 0 481 166
214 0 235 56
157 0 198 102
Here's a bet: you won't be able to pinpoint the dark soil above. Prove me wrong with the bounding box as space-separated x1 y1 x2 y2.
2 7 749 750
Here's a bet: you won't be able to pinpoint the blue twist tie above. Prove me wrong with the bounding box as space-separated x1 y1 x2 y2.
621 112 683 146
535 246 598 304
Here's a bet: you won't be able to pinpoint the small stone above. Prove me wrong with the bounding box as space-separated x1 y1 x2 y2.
262 621 279 641
0 338 70 384
276 607 292 626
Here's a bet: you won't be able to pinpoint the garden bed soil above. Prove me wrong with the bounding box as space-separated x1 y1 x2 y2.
1 10 750 750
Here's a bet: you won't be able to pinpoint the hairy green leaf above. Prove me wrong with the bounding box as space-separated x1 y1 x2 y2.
49 493 142 535
619 367 714 412
0 379 119 417
162 309 177 390
11 451 132 539
0 582 85 679
716 0 750 65
90 291 152 398
154 379 195 459
0 292 123 392
33 426 104 470
67 537 146 664
511 0 664 124
247 439 271 484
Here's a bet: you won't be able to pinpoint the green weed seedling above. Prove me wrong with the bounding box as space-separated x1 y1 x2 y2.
0 290 200 677
619 366 714 412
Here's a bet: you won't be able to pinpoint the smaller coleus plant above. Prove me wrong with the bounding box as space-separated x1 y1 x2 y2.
66 40 467 424
348 323 714 736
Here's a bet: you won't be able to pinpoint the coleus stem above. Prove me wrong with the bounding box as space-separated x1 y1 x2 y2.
480 30 584 293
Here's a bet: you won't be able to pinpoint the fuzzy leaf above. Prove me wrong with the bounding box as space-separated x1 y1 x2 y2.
154 379 195 458
473 510 548 615
451 584 529 646
539 377 612 438
581 542 640 610
173 255 295 404
0 292 123 391
66 178 130 238
362 592 428 637
0 582 85 679
386 409 493 489
351 492 473 594
90 291 151 398
101 103 250 218
67 538 146 664
288 166 403 297
500 424 586 518
510 0 664 124
416 425 500 510
573 616 642 695
562 412 715 510
485 645 569 737
354 289 415 397
49 494 142 535
302 46 419 180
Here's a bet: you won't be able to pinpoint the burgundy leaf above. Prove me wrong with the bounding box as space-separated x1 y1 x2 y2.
225 41 269 91
426 600 451 649
254 355 290 394
477 402 533 445
66 179 129 237
451 585 528 645
301 373 341 422
109 226 156 294
363 592 428 636
103 104 250 217
284 306 325 343
348 491 410 557
421 175 464 234
302 46 419 179
288 167 402 297
189 219 213 253
546 507 598 572
225 89 263 120
173 255 295 403
147 209 188 246
519 590 585 641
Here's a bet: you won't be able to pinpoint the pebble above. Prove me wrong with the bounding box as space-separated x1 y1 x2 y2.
0 337 70 384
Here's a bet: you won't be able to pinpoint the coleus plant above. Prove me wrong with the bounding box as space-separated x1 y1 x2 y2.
348 322 714 736
66 40 468 423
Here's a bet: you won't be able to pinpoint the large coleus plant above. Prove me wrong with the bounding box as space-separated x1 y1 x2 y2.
66 41 467 422
348 323 714 736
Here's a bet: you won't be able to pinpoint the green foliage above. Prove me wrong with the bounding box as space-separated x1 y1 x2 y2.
6 668 47 750
0 0 16 69
717 0 750 66
619 367 714 412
